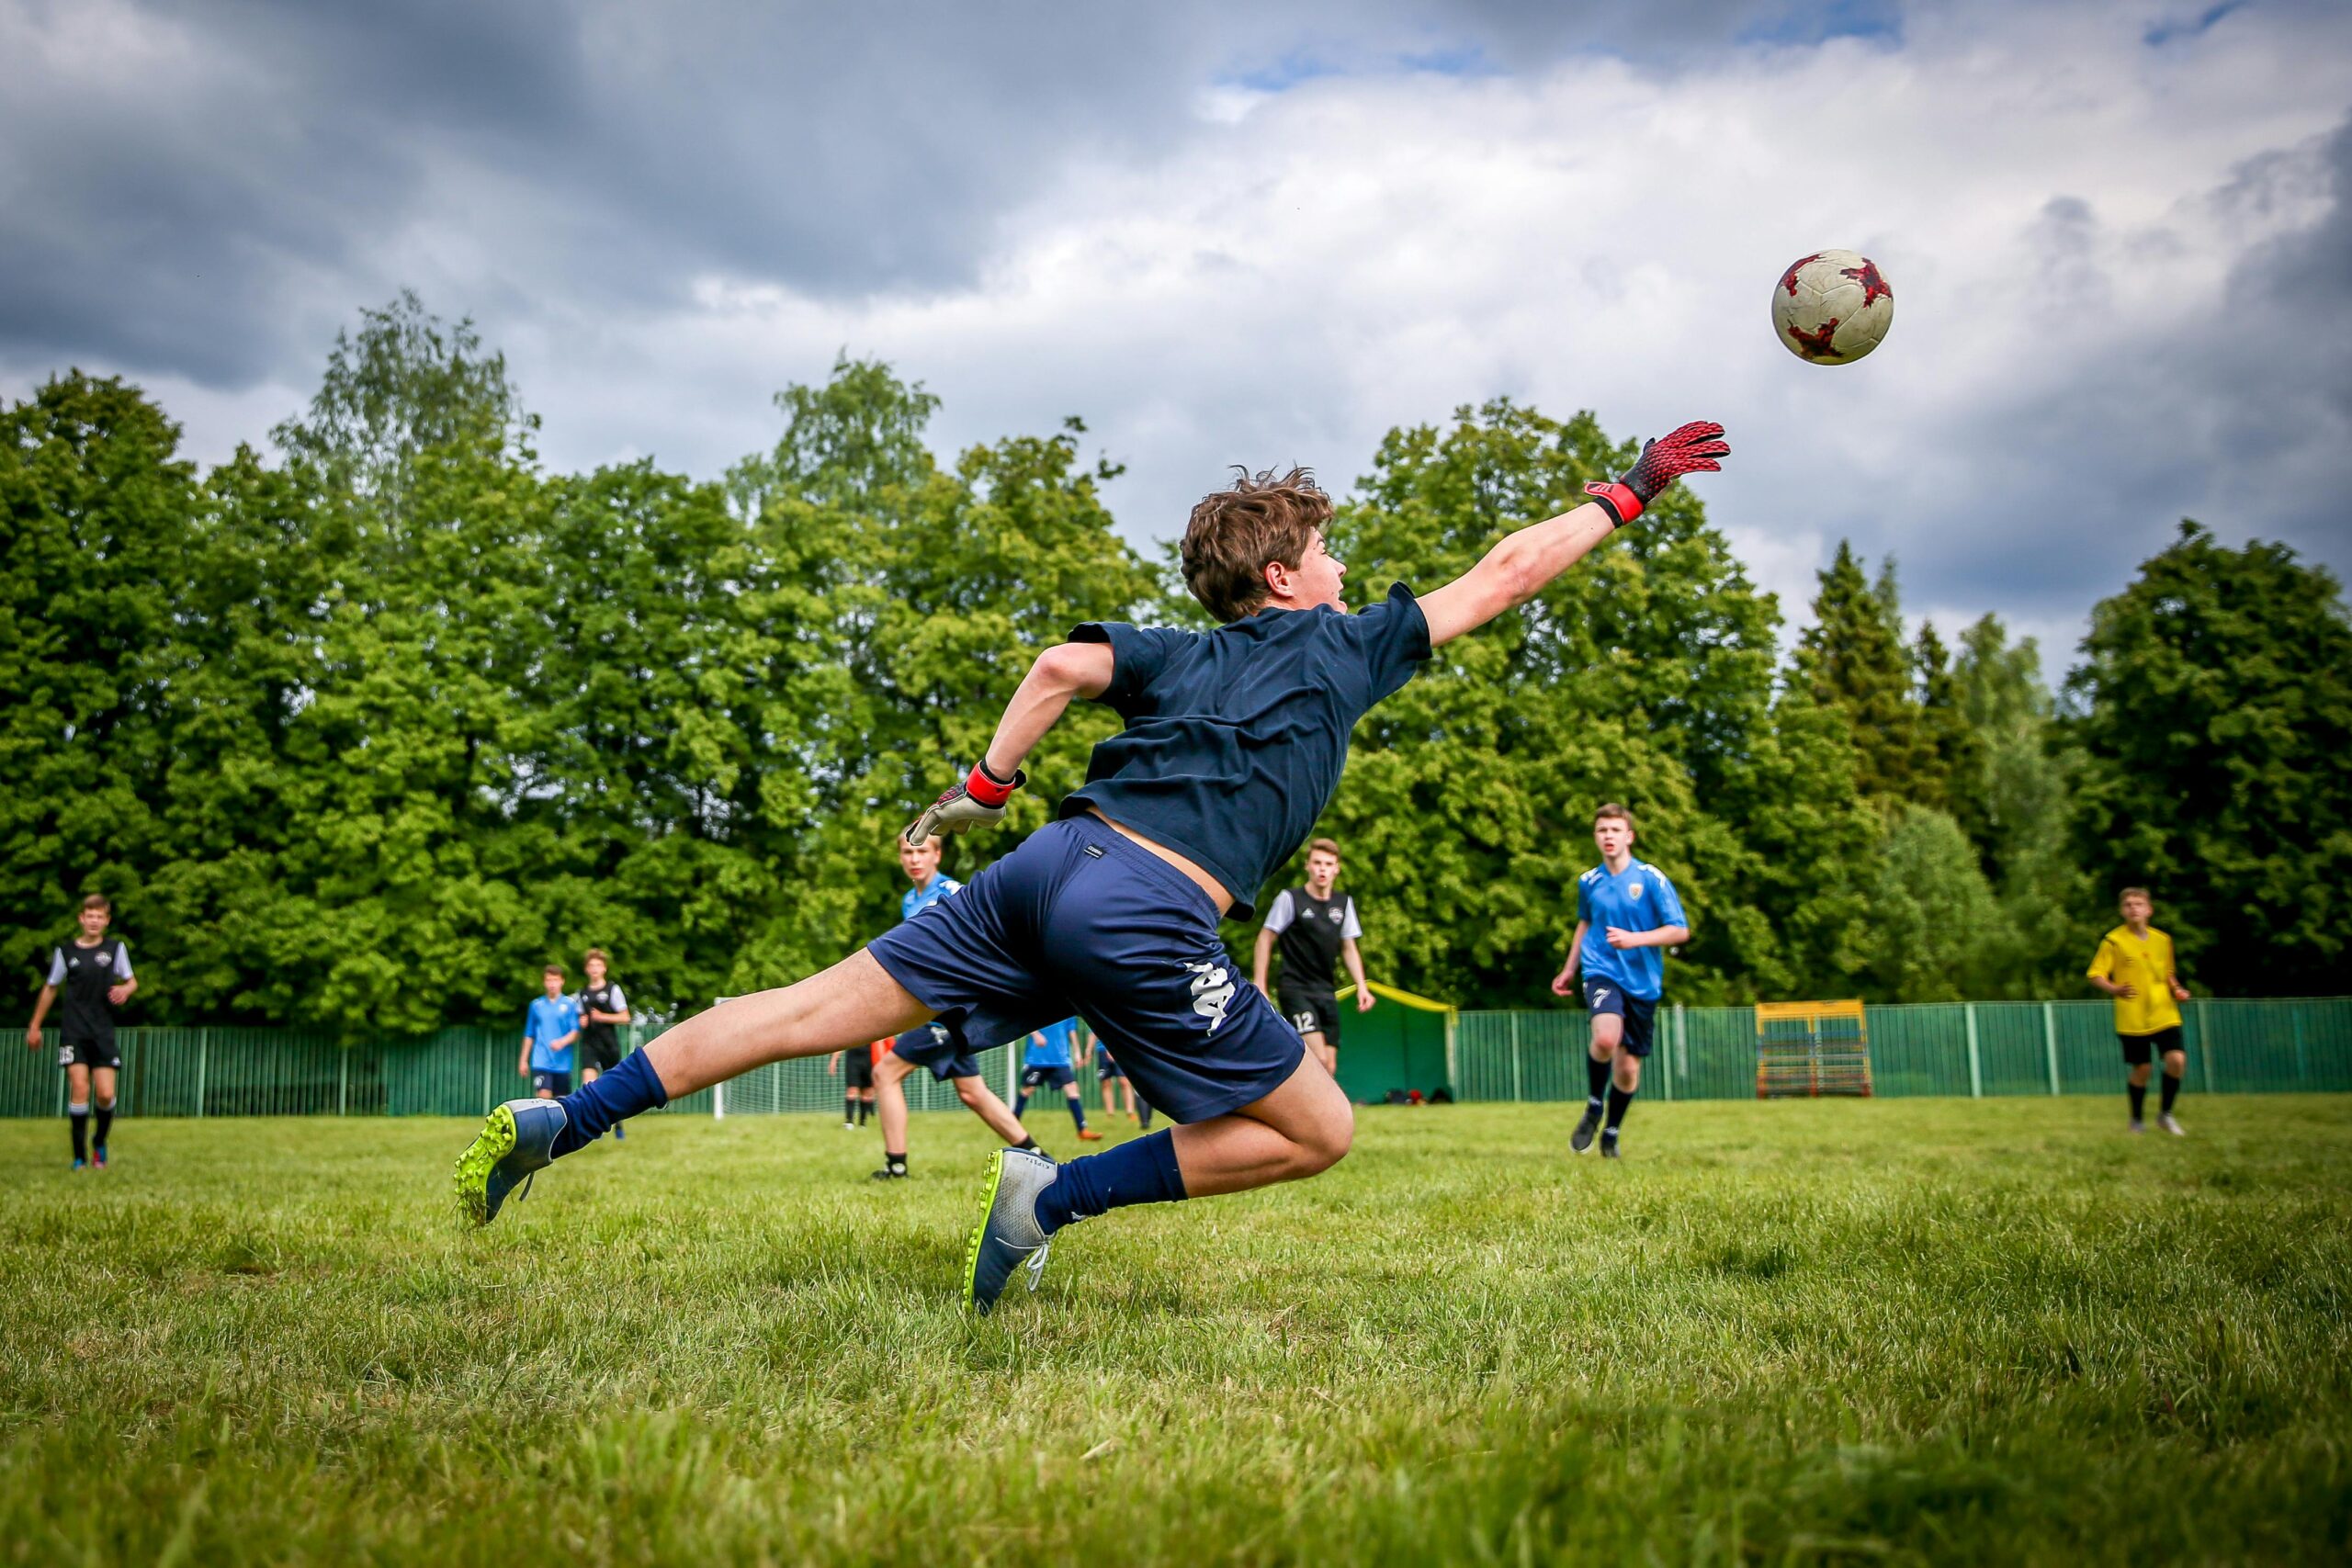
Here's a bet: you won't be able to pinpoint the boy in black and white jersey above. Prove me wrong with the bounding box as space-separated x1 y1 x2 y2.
1252 838 1372 1077
577 949 632 1142
24 895 139 1169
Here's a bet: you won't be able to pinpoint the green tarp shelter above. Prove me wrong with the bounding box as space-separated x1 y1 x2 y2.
1331 982 1456 1103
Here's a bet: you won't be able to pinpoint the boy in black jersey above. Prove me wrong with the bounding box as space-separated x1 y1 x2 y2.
1252 838 1372 1078
24 895 139 1169
577 949 632 1143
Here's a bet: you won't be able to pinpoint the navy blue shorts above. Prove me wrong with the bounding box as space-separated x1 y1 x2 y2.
867 816 1306 1124
532 1069 573 1095
1094 1051 1125 1080
1581 977 1658 1058
1022 1064 1078 1091
891 1024 979 1083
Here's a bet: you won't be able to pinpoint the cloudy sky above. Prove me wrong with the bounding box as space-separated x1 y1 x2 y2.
6 0 2348 660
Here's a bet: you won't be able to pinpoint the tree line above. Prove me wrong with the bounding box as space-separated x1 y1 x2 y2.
4 295 2345 1033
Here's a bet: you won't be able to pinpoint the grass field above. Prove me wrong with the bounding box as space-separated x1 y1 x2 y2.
4 1097 2349 1566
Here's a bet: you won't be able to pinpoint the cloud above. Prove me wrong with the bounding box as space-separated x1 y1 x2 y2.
3 0 2348 661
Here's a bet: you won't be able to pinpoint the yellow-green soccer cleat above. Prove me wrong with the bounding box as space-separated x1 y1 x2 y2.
963 1146 1059 1313
453 1099 568 1228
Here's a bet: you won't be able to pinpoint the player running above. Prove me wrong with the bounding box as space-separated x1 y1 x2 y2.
24 895 138 1169
520 964 581 1100
1015 1017 1102 1142
1550 805 1690 1159
866 832 1040 1180
454 423 1729 1312
2086 887 2193 1134
1252 837 1373 1078
577 949 632 1141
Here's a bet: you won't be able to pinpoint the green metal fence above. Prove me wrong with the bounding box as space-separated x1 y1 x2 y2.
6 997 2346 1119
1455 997 2352 1102
1 1022 1009 1121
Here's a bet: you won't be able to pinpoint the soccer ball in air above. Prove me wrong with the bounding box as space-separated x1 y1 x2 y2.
1771 250 1894 365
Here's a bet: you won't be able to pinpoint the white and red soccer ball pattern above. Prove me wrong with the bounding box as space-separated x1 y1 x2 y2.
1771 249 1894 365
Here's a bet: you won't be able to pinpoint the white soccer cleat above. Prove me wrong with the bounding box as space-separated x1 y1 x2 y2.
2157 1113 2186 1136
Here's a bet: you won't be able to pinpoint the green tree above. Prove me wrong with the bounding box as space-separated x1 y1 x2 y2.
1951 615 2093 994
0 374 194 997
1863 803 2015 1002
2068 522 2352 993
1793 542 1932 803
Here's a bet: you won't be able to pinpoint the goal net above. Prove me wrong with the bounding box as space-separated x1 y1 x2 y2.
1754 999 1873 1098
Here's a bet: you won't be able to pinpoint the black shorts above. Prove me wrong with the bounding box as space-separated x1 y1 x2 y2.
531 1069 572 1095
1022 1065 1077 1092
579 1032 625 1072
57 1034 120 1071
1095 1051 1125 1081
1278 986 1343 1047
1581 978 1658 1058
2120 1027 2183 1066
842 1048 875 1089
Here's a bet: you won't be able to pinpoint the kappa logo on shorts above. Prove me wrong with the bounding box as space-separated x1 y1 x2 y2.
1184 960 1236 1032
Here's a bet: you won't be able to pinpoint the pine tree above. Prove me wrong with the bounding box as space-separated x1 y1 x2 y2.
1793 541 1930 802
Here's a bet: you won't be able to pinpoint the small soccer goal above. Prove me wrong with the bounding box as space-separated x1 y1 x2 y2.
1754 999 1873 1099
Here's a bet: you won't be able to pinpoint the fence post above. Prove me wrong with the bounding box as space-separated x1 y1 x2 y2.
1664 1003 1679 1101
1509 1013 1523 1104
1964 1004 1983 1100
714 1080 727 1120
2042 1001 2061 1096
2197 998 2215 1094
482 1036 493 1115
195 1029 209 1119
339 1046 349 1117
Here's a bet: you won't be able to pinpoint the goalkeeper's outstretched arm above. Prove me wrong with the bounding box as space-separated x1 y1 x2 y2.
904 642 1114 844
1418 422 1728 649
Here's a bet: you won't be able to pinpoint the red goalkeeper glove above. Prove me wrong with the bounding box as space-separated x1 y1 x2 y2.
1583 421 1729 527
905 760 1025 845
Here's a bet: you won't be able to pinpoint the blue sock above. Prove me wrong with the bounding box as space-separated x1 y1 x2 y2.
1068 1096 1087 1133
1034 1128 1185 1235
552 1051 668 1156
1014 1093 1030 1119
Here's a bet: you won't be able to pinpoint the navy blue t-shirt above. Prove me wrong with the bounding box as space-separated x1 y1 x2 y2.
1062 582 1431 918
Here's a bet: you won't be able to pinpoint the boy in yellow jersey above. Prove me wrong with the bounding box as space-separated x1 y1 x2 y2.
2086 887 2193 1134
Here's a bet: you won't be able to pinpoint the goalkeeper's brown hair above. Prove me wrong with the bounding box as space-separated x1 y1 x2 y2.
1182 466 1332 623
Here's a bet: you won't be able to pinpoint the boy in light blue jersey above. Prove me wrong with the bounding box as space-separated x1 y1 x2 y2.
1015 1018 1100 1140
520 964 582 1099
1550 805 1689 1158
868 832 1035 1180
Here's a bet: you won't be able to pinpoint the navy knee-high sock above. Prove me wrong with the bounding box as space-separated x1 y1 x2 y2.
1067 1094 1087 1133
551 1051 668 1156
1034 1128 1185 1235
1136 1099 1154 1132
1586 1053 1611 1107
93 1099 114 1149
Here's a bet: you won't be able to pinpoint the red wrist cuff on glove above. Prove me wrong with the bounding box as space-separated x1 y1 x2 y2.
965 761 1020 808
1582 480 1644 527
